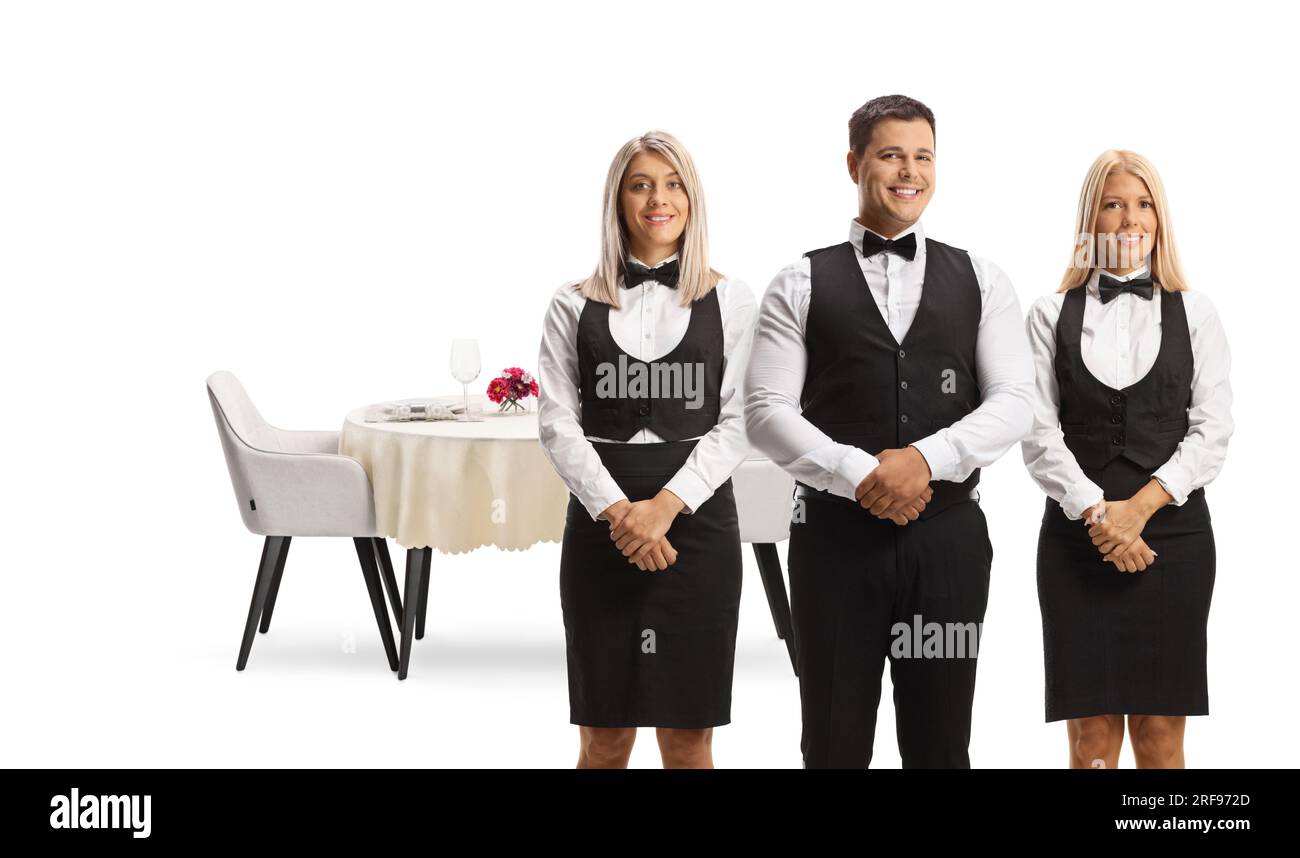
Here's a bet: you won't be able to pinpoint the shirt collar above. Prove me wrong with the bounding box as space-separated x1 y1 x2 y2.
627 252 679 270
849 219 925 260
1086 261 1152 298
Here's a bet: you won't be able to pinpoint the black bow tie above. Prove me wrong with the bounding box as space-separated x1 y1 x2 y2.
859 230 917 261
1098 272 1155 304
621 259 679 289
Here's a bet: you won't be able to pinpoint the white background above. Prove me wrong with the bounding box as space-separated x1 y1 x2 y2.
2 0 1295 768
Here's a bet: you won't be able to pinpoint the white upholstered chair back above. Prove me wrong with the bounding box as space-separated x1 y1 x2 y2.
732 457 795 544
206 371 377 538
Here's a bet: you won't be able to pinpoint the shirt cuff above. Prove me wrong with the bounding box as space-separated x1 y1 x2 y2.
1151 465 1190 507
909 432 956 482
829 447 879 501
1061 480 1105 521
663 469 712 515
577 474 628 522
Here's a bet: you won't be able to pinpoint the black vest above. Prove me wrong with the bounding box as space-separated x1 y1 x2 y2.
799 239 982 518
577 288 724 441
1054 284 1193 472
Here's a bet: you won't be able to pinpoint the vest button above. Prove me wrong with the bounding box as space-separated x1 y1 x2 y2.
900 414 909 424
637 404 650 417
1111 433 1124 445
900 381 909 390
1109 414 1121 424
898 348 907 358
1109 394 1122 406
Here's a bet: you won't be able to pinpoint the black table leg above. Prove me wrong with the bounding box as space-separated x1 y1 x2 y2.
415 547 432 640
753 542 798 676
398 548 427 680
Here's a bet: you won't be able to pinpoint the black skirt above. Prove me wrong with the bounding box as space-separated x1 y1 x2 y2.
1037 457 1216 722
559 439 742 728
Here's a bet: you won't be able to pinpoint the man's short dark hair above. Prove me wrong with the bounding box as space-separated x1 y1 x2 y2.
849 95 936 157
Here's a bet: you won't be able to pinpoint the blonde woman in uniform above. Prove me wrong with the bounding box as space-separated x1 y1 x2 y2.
537 131 756 768
1023 150 1233 768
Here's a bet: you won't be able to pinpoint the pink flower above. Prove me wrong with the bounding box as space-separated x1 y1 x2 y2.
485 367 539 404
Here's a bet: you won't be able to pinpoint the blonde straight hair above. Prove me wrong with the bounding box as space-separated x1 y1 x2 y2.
579 130 722 308
1059 149 1189 292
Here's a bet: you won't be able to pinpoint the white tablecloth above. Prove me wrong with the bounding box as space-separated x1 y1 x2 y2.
339 396 568 553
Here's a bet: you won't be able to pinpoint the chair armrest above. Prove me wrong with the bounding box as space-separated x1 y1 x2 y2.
225 445 376 537
274 428 342 455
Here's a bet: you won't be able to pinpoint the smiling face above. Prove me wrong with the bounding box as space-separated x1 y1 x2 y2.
619 151 689 266
847 117 935 238
1094 170 1157 276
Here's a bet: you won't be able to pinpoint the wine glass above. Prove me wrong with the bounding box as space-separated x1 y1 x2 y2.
450 338 483 422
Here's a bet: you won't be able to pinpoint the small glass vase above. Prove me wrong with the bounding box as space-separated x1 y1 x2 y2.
499 397 528 414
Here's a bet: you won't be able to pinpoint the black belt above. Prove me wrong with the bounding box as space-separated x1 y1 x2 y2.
589 438 700 477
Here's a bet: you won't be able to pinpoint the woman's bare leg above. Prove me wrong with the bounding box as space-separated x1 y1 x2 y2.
577 726 637 769
1128 715 1186 769
1066 715 1125 769
655 727 713 769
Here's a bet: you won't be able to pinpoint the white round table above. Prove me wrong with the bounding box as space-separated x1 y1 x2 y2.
339 396 568 554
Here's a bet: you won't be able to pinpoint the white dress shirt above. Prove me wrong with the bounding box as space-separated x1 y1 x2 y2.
744 220 1035 500
537 254 758 520
1021 264 1234 519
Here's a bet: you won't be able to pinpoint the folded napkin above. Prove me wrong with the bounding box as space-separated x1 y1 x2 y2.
364 398 465 423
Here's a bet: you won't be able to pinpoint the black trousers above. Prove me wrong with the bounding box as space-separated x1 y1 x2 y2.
788 495 992 768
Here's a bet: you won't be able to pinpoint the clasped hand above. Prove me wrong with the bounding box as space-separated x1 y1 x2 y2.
855 447 933 525
1083 496 1160 573
601 491 685 572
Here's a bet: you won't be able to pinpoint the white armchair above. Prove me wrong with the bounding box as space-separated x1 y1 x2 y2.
206 371 404 673
731 456 798 675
